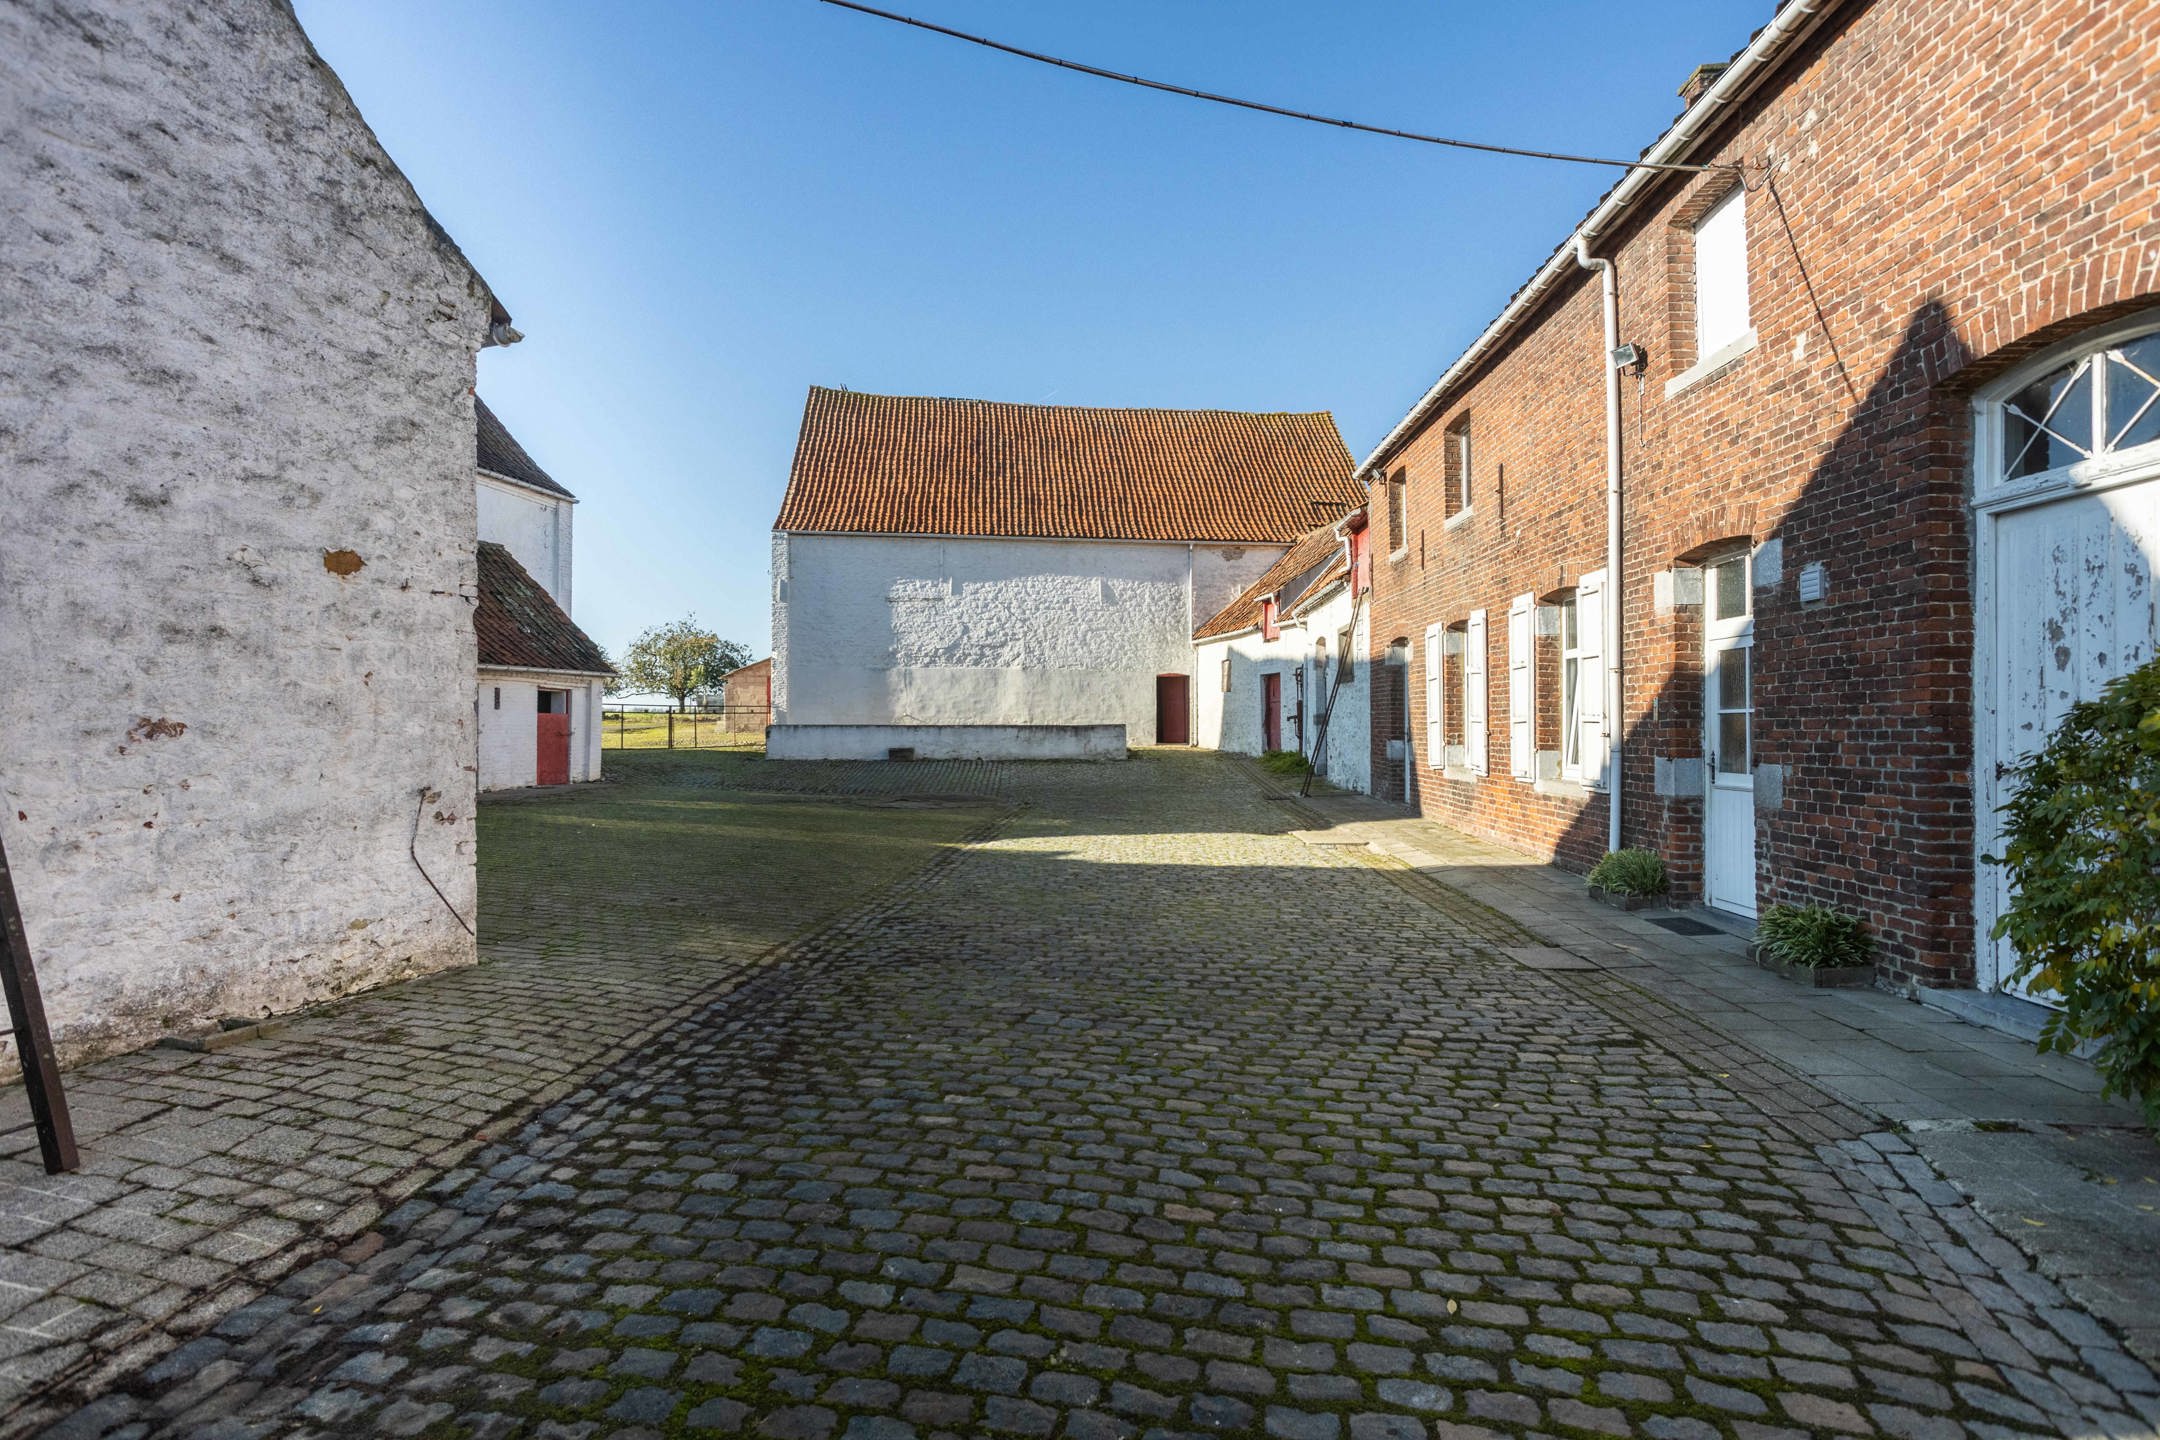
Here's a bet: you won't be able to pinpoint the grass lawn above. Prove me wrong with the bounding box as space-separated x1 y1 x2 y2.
602 709 763 750
478 750 998 963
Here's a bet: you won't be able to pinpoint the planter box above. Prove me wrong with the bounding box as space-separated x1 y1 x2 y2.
1749 943 1875 989
1587 884 1661 912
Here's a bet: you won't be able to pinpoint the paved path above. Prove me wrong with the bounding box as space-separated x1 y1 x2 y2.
17 754 2160 1438
1254 768 2160 1366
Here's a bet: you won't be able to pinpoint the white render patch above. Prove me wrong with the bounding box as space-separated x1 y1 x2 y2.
477 472 574 607
772 533 1280 745
0 0 494 1073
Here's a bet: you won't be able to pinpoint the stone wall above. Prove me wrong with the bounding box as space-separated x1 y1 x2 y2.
0 0 498 1071
772 533 1279 745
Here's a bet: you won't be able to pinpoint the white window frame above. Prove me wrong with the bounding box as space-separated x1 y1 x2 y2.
1575 571 1608 791
1387 473 1410 559
1693 188 1751 361
1974 309 2160 510
1558 595 1582 780
1705 549 1753 641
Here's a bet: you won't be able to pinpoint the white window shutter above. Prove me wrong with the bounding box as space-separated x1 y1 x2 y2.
1465 609 1489 776
1423 624 1442 769
1508 594 1534 780
1577 571 1607 790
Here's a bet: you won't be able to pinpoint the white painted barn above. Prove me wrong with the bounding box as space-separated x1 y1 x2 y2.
1193 506 1373 793
768 388 1363 759
0 0 506 1071
473 398 611 790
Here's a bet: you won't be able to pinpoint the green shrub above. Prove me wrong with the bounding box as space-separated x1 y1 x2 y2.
1586 848 1667 896
1259 749 1311 775
1989 656 2160 1129
1756 904 1873 969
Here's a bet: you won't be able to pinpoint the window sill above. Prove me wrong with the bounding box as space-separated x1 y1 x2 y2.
1387 548 1409 564
1536 776 1594 800
1442 765 1481 783
1443 507 1474 531
1664 328 1758 399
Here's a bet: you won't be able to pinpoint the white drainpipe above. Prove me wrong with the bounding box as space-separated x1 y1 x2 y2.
1575 236 1623 855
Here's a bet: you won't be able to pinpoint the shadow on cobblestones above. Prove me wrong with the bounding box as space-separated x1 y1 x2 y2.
19 753 2160 1439
0 753 999 1433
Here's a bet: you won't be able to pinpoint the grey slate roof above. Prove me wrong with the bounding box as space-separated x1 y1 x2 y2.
476 396 574 500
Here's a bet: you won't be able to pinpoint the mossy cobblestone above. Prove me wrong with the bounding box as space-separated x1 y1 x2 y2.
25 753 2160 1439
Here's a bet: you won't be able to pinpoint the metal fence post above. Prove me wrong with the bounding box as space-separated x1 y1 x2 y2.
668 711 676 749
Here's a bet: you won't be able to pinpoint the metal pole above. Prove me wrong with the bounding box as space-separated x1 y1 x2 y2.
0 832 79 1174
668 711 675 750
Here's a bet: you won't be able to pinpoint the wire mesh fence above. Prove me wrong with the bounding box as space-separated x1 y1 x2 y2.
604 706 767 750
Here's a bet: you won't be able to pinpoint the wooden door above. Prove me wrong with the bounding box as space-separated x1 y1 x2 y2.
1155 674 1190 745
1980 479 2157 995
1261 673 1282 752
536 691 571 785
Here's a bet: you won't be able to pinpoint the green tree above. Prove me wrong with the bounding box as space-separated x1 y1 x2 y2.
616 618 749 712
1990 655 2160 1128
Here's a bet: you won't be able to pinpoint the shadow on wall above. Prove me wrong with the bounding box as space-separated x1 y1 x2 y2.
1401 296 2155 989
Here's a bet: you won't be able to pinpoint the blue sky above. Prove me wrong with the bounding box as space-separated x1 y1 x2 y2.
295 0 1770 662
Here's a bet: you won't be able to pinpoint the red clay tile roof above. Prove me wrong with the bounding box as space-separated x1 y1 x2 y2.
775 387 1362 543
477 396 574 500
1193 515 1355 641
475 542 612 675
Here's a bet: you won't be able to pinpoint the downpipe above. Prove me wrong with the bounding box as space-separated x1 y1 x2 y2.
1575 236 1623 855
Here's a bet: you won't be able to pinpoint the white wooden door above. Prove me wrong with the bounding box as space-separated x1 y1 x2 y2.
1979 480 2159 995
1702 553 1757 918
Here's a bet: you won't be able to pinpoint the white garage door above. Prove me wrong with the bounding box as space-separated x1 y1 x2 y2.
1975 315 2160 997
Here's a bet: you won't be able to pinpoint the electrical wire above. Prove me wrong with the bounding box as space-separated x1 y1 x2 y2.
817 0 1735 176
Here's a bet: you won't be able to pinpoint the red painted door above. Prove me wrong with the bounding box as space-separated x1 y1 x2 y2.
1262 673 1282 751
536 712 571 785
1155 674 1190 745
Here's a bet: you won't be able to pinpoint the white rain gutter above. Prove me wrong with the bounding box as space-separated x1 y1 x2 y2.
1574 236 1624 853
1354 0 1840 481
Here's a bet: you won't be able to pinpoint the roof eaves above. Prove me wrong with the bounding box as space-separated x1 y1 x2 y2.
478 466 580 503
1356 0 1850 477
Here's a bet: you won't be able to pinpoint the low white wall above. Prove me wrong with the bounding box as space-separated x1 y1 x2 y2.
767 723 1127 761
1193 586 1370 794
477 672 604 790
772 533 1279 744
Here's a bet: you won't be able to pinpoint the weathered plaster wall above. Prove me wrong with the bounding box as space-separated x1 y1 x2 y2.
476 675 604 791
772 534 1279 744
1194 586 1371 793
477 473 572 607
767 723 1127 762
0 0 495 1072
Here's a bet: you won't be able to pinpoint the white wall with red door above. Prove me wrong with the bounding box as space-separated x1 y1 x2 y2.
477 671 606 790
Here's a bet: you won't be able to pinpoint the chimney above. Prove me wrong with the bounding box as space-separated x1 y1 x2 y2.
1678 62 1728 108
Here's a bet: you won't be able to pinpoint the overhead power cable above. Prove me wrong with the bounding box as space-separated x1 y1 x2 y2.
817 0 1731 176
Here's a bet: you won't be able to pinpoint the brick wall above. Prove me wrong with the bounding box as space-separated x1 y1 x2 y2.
1367 0 2160 986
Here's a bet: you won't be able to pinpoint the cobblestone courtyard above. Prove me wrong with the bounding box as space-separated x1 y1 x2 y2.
20 754 2160 1438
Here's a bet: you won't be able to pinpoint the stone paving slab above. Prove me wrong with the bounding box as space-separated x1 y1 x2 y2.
0 756 1003 1429
1256 765 2160 1372
20 753 2159 1439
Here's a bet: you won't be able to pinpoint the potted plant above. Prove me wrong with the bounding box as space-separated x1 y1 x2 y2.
1750 903 1875 987
1586 849 1667 911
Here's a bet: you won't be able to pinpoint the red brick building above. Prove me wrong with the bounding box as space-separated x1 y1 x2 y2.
1363 0 2160 989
